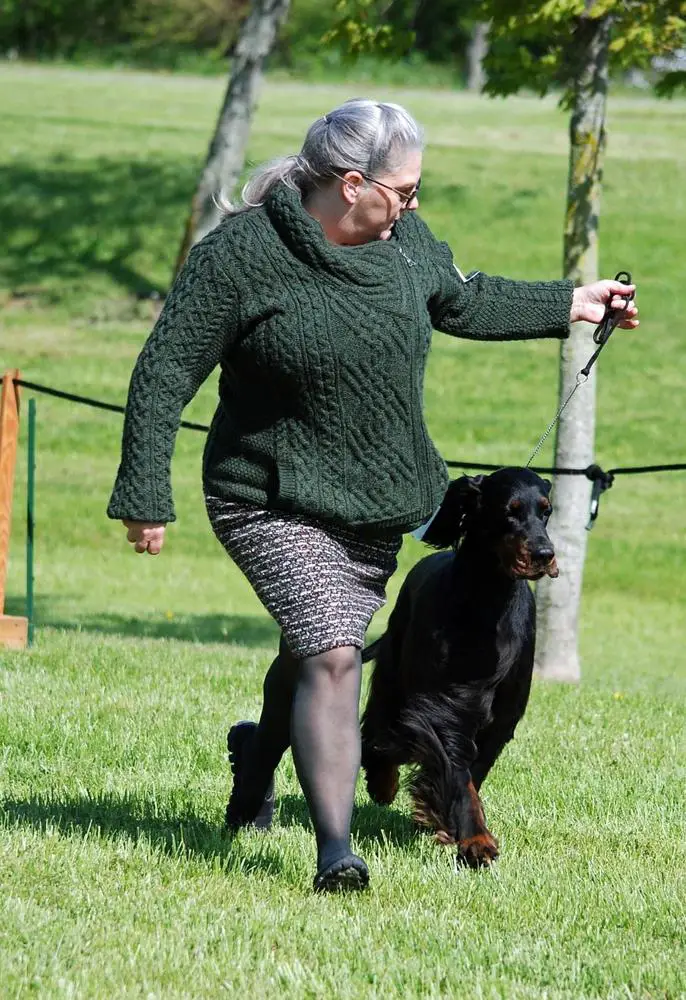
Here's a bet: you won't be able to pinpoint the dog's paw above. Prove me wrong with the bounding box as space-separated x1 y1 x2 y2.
457 831 499 868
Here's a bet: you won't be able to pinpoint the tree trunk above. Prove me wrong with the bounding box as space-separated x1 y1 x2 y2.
466 22 489 92
174 0 291 276
534 9 611 683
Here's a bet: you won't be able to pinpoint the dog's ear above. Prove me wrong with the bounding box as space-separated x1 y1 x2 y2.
460 474 485 498
421 475 484 549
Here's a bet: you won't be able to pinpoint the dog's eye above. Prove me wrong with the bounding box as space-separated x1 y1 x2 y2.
538 499 552 519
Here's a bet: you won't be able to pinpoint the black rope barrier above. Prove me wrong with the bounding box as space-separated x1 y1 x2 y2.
444 459 686 476
15 378 686 481
15 379 210 432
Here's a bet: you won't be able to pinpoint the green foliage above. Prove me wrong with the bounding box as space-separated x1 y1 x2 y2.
0 0 133 56
321 0 483 78
482 0 686 99
0 0 250 62
0 0 473 77
276 0 340 61
408 0 475 65
323 0 686 99
654 68 686 96
130 0 249 55
322 0 415 58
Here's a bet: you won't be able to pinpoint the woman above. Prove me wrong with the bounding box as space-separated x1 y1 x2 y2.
108 99 638 893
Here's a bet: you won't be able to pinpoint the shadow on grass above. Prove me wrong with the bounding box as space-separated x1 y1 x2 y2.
0 156 196 297
279 793 420 850
0 156 474 303
1 791 287 879
4 593 279 646
1 789 420 880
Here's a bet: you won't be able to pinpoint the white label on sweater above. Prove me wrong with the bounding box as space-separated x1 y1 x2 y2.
454 265 482 283
410 504 441 540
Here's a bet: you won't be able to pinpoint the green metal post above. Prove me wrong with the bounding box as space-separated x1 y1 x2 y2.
26 397 35 646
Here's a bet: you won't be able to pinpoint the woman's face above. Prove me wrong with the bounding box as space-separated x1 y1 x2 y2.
344 148 423 243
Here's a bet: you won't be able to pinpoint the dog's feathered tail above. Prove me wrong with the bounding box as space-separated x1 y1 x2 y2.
396 699 478 841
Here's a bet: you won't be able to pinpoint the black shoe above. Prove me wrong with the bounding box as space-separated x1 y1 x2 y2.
225 721 275 831
313 854 370 893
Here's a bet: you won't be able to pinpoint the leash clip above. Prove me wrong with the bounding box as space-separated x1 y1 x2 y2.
585 464 615 530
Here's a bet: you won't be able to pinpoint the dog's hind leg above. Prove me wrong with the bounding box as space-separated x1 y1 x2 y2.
362 748 401 805
361 690 402 805
361 628 407 806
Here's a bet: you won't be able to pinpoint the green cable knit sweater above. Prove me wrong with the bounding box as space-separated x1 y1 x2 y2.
108 183 573 533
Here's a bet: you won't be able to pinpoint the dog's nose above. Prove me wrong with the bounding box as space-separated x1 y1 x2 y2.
533 546 554 563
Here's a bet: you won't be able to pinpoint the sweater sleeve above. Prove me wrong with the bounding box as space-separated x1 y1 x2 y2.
107 232 240 523
405 216 573 341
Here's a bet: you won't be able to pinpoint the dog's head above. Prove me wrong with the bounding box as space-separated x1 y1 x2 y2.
422 467 558 581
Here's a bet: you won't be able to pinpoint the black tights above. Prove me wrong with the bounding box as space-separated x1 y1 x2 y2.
241 638 363 872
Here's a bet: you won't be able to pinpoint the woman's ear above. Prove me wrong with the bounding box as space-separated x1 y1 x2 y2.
339 170 364 205
421 475 484 549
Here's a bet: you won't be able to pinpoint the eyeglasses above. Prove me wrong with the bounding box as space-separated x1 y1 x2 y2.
332 171 421 207
363 174 421 207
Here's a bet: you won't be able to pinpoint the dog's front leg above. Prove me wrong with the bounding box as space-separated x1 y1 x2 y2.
411 756 497 865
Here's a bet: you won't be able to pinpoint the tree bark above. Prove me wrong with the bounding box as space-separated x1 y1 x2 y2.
466 21 489 92
174 0 291 276
534 8 611 683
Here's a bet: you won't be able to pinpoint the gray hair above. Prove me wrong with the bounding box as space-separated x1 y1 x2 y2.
219 98 424 216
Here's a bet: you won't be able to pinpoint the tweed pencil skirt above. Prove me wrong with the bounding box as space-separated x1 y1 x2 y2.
205 496 403 659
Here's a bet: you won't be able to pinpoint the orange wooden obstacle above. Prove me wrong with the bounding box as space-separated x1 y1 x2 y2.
0 369 27 649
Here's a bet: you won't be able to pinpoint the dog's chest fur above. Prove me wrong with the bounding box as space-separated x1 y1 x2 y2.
422 551 535 686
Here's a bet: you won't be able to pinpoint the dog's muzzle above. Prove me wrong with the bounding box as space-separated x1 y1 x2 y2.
528 555 559 580
498 538 558 580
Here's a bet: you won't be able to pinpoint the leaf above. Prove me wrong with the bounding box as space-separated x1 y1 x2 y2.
654 69 686 96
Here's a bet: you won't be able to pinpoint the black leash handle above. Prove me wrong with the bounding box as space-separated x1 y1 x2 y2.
580 270 634 378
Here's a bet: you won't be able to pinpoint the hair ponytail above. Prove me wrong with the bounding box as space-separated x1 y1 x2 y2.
217 154 307 217
218 98 423 217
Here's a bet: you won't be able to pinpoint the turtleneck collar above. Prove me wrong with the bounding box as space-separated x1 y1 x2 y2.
265 182 403 287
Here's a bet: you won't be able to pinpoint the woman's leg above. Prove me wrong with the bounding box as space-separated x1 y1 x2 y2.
229 641 367 884
290 645 363 875
227 637 297 824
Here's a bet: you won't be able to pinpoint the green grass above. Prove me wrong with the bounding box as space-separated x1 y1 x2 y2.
1 64 685 997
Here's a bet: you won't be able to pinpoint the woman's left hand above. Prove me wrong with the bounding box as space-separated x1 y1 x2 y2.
571 279 639 328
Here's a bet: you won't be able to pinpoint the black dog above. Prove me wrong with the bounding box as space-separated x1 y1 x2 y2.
361 467 558 866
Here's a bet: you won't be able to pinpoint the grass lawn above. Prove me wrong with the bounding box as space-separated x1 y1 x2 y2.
1 63 685 997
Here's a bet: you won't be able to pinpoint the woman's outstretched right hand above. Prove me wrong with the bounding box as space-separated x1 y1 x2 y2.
123 520 166 555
